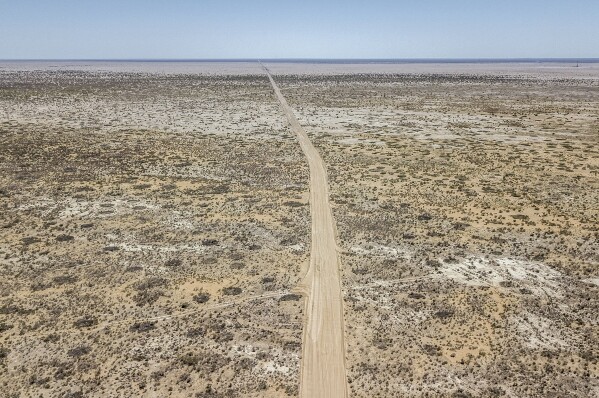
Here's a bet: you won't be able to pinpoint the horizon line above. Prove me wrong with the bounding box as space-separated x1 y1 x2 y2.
1 57 599 63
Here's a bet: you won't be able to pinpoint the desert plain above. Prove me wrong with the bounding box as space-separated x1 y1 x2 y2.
0 61 598 397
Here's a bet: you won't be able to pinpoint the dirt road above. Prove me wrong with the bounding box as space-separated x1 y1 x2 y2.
263 64 349 398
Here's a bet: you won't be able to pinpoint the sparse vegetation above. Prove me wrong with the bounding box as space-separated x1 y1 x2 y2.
278 70 599 397
0 66 307 397
1 62 597 397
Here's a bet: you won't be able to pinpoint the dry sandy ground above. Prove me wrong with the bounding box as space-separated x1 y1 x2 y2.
264 65 348 398
0 69 309 397
1 61 598 397
277 68 598 397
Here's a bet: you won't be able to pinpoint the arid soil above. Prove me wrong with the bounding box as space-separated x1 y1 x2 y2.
0 70 310 397
277 71 599 397
265 66 348 398
1 62 598 397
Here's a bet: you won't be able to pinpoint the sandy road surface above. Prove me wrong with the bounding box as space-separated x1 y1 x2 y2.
263 64 349 398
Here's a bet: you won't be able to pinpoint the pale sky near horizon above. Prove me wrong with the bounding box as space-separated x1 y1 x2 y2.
1 0 598 59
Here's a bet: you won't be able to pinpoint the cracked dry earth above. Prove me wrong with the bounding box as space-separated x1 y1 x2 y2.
1 62 599 398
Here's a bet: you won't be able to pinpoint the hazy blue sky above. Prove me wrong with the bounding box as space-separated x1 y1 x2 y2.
1 0 598 59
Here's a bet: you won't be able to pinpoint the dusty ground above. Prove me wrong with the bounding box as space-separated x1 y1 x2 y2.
1 62 598 397
0 69 309 397
265 66 348 398
277 70 599 397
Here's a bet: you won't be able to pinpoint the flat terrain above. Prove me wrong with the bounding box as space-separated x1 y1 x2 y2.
0 69 310 397
277 69 599 397
1 61 598 397
265 66 348 398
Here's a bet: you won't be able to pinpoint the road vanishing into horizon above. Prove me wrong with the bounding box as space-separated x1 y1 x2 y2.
263 64 349 398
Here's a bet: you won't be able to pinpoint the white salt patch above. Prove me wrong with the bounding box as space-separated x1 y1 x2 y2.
442 257 563 297
512 312 568 349
350 243 412 259
263 361 290 374
165 211 195 230
288 243 306 253
119 243 207 254
583 278 599 286
59 198 158 218
338 137 385 146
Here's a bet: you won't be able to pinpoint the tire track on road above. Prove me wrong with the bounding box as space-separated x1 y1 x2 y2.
263 63 349 398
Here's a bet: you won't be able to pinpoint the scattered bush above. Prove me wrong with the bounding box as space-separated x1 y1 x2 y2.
435 309 455 319
73 316 97 328
279 294 302 302
180 352 200 366
55 234 74 242
165 258 182 267
67 346 91 358
187 327 206 338
129 321 156 333
193 292 210 303
222 287 242 296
